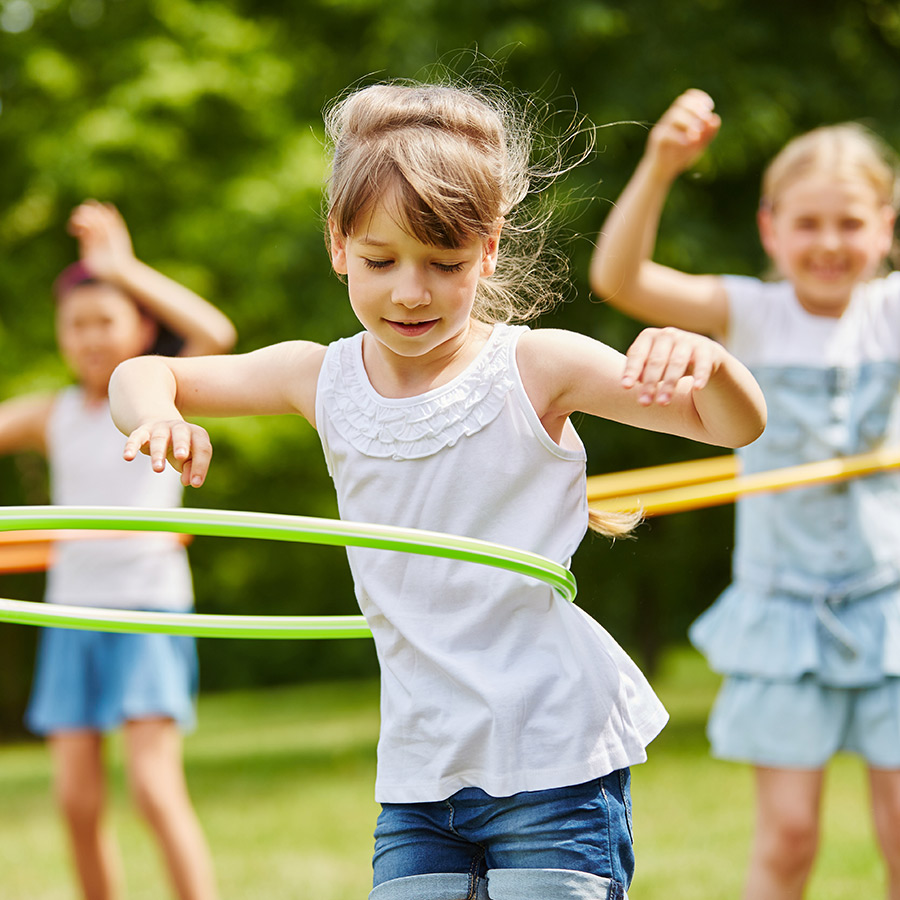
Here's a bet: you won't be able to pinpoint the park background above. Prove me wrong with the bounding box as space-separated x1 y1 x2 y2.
0 1 898 896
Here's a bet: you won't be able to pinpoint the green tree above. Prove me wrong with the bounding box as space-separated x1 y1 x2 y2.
1 0 899 734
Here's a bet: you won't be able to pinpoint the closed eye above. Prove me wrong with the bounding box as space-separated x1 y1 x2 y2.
434 261 465 273
363 258 393 270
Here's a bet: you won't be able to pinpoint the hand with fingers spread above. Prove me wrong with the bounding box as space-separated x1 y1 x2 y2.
622 326 725 406
645 88 721 182
123 419 213 488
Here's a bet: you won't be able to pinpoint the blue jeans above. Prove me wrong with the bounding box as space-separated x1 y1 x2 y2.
371 770 633 899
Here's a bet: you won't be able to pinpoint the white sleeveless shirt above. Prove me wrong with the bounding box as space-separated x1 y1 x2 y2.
44 386 193 610
316 324 667 803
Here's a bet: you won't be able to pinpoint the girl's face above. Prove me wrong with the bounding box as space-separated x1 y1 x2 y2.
758 172 895 317
329 199 499 367
56 284 157 399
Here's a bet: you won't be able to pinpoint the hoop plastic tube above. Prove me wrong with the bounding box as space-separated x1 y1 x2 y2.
589 447 900 517
0 506 577 638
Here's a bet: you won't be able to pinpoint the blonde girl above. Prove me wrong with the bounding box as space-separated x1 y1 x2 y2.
592 89 900 900
110 81 765 900
1 200 235 900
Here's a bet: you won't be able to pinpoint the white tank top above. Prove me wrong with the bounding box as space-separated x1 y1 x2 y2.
44 386 193 610
316 324 667 803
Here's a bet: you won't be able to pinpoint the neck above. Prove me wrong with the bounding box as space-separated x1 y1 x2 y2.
80 382 110 405
363 319 493 398
793 290 853 318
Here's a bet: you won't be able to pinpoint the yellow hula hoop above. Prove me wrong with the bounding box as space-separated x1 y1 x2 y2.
0 506 576 639
589 447 900 517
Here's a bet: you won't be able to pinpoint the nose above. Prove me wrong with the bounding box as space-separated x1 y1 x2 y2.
819 226 842 251
392 265 431 309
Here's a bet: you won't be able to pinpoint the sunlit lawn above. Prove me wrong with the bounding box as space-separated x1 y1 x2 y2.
0 648 884 899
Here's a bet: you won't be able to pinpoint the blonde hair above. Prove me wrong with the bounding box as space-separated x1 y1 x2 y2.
325 79 635 539
762 123 900 213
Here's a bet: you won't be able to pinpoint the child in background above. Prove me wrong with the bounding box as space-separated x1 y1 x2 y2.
109 81 765 900
591 89 900 900
0 200 235 900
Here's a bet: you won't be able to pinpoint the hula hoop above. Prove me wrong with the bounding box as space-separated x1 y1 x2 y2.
589 446 900 517
0 506 576 639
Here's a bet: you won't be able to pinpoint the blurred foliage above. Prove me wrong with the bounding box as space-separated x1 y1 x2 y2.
2 0 900 733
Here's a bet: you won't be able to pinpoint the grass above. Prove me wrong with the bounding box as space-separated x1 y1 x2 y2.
0 647 885 899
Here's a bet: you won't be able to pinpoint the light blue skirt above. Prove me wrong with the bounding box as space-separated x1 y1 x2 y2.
26 623 198 736
707 673 900 769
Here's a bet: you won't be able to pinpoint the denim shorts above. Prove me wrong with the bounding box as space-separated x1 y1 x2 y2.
26 624 198 736
708 674 900 769
370 770 634 900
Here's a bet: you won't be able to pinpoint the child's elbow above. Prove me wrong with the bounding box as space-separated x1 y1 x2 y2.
110 357 139 387
194 320 238 356
589 263 642 314
212 319 238 353
588 260 618 304
727 404 767 449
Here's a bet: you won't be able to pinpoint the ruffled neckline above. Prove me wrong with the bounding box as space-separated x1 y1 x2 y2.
321 324 520 460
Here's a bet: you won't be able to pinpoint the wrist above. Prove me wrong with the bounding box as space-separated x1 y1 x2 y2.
96 254 142 293
638 152 682 187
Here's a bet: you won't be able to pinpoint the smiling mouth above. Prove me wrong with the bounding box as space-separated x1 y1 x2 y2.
807 259 850 279
387 319 438 336
810 267 847 279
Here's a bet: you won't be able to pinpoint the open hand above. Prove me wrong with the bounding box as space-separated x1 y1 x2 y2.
123 419 212 488
622 326 725 406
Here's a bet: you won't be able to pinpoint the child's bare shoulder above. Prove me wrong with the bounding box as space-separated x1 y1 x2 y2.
517 327 620 369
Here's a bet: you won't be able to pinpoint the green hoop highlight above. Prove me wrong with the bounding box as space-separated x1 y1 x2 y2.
0 506 577 639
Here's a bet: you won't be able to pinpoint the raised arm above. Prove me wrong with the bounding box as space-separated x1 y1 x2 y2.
68 200 237 357
590 90 730 336
109 340 326 487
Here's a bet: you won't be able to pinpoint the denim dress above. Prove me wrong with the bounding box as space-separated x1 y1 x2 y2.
689 276 900 766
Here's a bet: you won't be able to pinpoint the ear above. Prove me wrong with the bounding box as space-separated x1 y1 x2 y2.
879 205 897 258
329 220 348 275
756 204 778 259
480 221 503 277
139 315 159 354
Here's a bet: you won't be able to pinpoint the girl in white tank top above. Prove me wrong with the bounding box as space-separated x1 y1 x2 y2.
110 81 766 900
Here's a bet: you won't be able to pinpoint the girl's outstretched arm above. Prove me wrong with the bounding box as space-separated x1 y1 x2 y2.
590 90 729 336
68 200 237 357
519 327 766 450
0 393 55 456
109 341 326 487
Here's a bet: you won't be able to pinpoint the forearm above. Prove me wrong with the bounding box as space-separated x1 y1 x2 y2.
0 394 54 455
590 155 675 307
108 356 182 436
109 258 237 355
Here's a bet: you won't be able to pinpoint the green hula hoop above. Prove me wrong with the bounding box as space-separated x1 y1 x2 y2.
0 506 577 639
